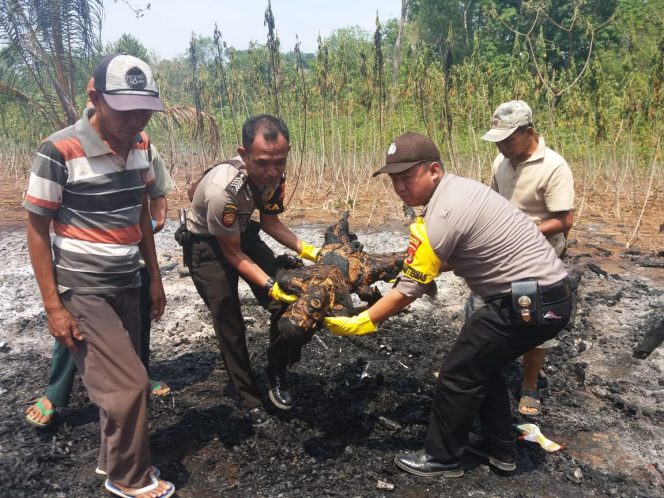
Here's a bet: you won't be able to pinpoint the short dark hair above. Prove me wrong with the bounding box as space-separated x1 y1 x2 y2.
242 114 290 151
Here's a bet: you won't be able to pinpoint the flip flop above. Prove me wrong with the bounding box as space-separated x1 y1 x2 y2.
105 475 175 498
96 466 160 478
518 390 542 417
25 397 55 428
150 380 171 397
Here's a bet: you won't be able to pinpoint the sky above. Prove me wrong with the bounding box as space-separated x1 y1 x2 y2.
101 0 402 59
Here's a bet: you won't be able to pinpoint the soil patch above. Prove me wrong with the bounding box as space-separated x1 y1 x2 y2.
1 211 663 497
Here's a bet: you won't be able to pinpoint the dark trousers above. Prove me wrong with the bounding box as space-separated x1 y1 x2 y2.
45 267 153 408
189 222 306 410
424 291 573 463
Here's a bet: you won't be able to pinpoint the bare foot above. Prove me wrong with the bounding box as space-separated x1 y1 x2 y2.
519 403 540 415
111 478 173 498
518 391 542 416
25 397 55 426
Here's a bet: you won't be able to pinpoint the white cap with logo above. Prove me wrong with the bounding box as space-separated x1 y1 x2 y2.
92 53 164 112
481 100 533 142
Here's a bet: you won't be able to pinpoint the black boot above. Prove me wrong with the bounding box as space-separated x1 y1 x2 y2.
263 366 292 410
247 406 269 427
394 449 464 478
467 434 516 471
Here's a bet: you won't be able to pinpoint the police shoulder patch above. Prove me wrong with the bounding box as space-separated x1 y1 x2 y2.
222 203 238 227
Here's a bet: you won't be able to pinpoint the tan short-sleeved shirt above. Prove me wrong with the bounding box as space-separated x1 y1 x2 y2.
186 157 285 237
146 144 175 199
490 138 574 256
395 174 567 299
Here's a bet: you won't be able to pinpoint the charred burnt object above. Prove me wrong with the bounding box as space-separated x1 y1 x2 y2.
275 213 404 337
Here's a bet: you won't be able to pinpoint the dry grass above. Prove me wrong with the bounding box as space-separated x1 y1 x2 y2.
2 143 662 250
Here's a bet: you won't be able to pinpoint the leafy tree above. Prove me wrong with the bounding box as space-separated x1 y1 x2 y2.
0 0 103 128
105 33 150 61
409 0 491 65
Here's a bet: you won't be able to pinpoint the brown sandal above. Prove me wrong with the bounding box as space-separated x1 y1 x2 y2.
518 390 541 417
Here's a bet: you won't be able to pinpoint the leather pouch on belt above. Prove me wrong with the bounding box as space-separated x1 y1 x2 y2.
511 279 541 325
174 208 192 267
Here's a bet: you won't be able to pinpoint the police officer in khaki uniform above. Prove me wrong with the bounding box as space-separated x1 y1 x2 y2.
325 133 574 477
187 115 320 425
481 100 575 417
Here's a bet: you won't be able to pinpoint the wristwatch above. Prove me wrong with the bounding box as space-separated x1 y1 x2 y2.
264 278 275 291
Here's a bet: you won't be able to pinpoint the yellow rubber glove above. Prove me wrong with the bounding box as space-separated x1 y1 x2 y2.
298 242 321 262
269 281 297 304
323 311 377 336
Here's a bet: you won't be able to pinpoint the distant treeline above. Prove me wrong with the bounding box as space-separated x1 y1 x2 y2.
1 0 663 175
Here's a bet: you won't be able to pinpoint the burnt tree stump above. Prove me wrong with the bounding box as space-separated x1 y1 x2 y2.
633 314 664 359
275 213 404 336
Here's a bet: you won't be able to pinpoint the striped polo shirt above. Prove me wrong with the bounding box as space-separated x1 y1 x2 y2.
23 108 155 294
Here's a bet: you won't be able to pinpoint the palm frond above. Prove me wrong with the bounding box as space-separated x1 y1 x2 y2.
0 0 103 127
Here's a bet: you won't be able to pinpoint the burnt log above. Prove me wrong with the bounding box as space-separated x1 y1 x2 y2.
633 315 664 359
275 213 404 336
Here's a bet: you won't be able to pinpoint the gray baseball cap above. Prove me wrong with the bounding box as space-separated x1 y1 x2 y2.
481 100 533 142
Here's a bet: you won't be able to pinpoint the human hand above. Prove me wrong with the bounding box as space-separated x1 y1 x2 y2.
298 242 321 262
47 306 83 352
269 281 298 304
149 279 166 320
323 311 377 336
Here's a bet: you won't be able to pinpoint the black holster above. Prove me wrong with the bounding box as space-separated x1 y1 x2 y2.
511 279 541 325
174 208 192 267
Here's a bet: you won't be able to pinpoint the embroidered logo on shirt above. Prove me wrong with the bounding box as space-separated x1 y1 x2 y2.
222 203 238 227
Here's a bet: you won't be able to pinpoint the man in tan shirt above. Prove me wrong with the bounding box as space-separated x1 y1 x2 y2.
324 133 573 477
481 100 575 417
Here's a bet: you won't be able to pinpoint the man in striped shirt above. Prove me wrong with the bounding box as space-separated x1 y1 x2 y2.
24 54 174 497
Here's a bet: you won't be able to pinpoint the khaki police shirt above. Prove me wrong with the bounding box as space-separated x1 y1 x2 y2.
395 174 567 299
490 137 574 256
186 156 285 236
146 144 175 199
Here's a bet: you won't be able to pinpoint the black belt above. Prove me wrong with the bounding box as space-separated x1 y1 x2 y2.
190 233 216 242
486 278 571 306
539 278 571 305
